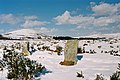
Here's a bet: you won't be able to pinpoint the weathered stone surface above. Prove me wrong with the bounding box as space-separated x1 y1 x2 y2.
60 40 78 66
21 42 30 56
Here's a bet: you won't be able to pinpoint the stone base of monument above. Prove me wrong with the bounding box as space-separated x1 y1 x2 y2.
59 60 77 66
21 52 30 56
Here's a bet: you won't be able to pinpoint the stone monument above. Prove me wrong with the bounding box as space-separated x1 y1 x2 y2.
60 40 78 66
21 42 30 56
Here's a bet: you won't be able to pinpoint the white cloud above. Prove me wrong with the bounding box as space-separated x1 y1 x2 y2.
36 27 58 35
0 14 49 28
22 20 49 28
54 8 120 27
111 15 120 22
71 8 81 15
54 11 71 25
24 16 37 20
0 14 20 25
112 24 120 29
90 2 96 6
92 3 120 16
69 15 94 27
94 17 114 26
94 15 120 26
98 27 110 31
21 15 50 28
54 11 94 27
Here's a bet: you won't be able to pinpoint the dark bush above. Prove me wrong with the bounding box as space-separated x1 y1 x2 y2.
98 46 101 48
76 71 84 78
7 72 16 79
3 50 45 79
95 74 105 80
42 46 49 50
78 47 82 53
55 46 62 55
110 63 120 80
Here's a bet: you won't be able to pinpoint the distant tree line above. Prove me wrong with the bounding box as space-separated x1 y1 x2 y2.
53 36 76 40
53 36 105 40
0 34 106 41
0 34 21 40
0 34 9 40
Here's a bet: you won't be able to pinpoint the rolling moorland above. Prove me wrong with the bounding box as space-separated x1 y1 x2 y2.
0 29 120 80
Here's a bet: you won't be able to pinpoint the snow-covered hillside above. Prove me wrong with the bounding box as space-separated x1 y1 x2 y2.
0 32 120 80
84 33 120 39
3 29 52 40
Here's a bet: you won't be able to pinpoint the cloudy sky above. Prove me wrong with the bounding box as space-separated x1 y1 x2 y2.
0 0 120 37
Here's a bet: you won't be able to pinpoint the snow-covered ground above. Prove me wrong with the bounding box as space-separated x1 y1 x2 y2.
0 29 120 80
0 39 119 80
28 51 119 80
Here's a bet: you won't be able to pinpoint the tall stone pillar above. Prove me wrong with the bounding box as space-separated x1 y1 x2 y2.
21 42 30 56
60 40 78 66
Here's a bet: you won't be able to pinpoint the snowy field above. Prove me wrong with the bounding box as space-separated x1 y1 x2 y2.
0 30 120 80
28 51 120 80
0 38 119 80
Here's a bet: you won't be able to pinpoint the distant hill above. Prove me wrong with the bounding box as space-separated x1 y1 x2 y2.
2 29 120 40
85 33 120 39
3 29 52 40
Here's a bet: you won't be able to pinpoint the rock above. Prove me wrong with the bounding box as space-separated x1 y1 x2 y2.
60 40 78 66
21 42 30 56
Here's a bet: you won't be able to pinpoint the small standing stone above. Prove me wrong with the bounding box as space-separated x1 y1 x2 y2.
60 40 78 66
21 42 30 56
